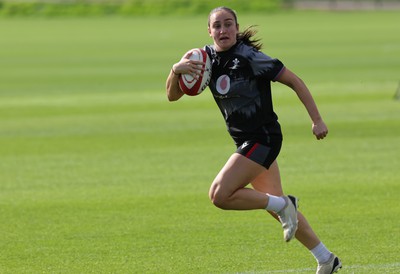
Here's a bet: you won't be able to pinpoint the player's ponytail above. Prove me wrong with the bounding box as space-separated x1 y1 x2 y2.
237 26 263 51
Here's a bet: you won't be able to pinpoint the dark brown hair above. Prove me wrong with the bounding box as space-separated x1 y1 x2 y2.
208 6 263 50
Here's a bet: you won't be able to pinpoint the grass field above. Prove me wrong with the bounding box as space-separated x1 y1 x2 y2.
0 11 399 273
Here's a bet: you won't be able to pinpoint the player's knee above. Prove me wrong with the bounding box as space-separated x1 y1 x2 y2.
211 194 230 209
209 182 231 209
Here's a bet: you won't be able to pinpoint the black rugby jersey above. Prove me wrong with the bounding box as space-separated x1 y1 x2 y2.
204 41 285 143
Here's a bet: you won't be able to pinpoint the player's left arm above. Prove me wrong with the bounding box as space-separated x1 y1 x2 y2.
276 68 328 140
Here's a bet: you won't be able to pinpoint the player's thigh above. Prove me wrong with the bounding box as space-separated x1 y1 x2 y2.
210 153 266 196
250 160 284 196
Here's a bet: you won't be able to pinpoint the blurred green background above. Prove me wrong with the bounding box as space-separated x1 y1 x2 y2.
1 1 399 273
1 0 399 16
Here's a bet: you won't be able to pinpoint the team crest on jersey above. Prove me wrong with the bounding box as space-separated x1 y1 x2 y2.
229 58 240 69
216 75 230 95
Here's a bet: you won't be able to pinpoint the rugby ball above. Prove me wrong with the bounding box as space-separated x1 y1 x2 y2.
178 48 211 96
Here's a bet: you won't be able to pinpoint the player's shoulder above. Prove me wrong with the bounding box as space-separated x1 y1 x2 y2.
203 44 215 58
233 42 274 63
237 41 258 52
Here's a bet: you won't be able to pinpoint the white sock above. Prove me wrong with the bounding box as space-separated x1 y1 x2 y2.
265 194 286 212
311 242 332 264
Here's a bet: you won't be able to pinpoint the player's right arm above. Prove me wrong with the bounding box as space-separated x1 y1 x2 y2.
166 59 205 101
166 65 184 102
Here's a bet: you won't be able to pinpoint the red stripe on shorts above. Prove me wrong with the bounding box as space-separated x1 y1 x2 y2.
245 143 259 158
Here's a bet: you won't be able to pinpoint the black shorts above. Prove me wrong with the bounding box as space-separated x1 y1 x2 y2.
235 136 282 169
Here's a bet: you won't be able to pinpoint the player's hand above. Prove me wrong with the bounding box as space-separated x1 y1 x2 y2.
312 120 328 140
173 59 205 78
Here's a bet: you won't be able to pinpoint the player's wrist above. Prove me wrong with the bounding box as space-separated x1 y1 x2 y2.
171 66 179 76
311 115 323 125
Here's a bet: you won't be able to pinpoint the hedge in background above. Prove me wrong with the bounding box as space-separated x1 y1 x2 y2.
0 0 282 17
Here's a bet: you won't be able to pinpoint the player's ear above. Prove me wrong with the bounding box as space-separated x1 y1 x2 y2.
208 27 211 36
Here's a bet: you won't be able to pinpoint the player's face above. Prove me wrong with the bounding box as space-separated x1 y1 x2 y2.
208 10 239 52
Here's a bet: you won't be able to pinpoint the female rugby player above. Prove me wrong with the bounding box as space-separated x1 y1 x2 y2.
166 6 341 274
